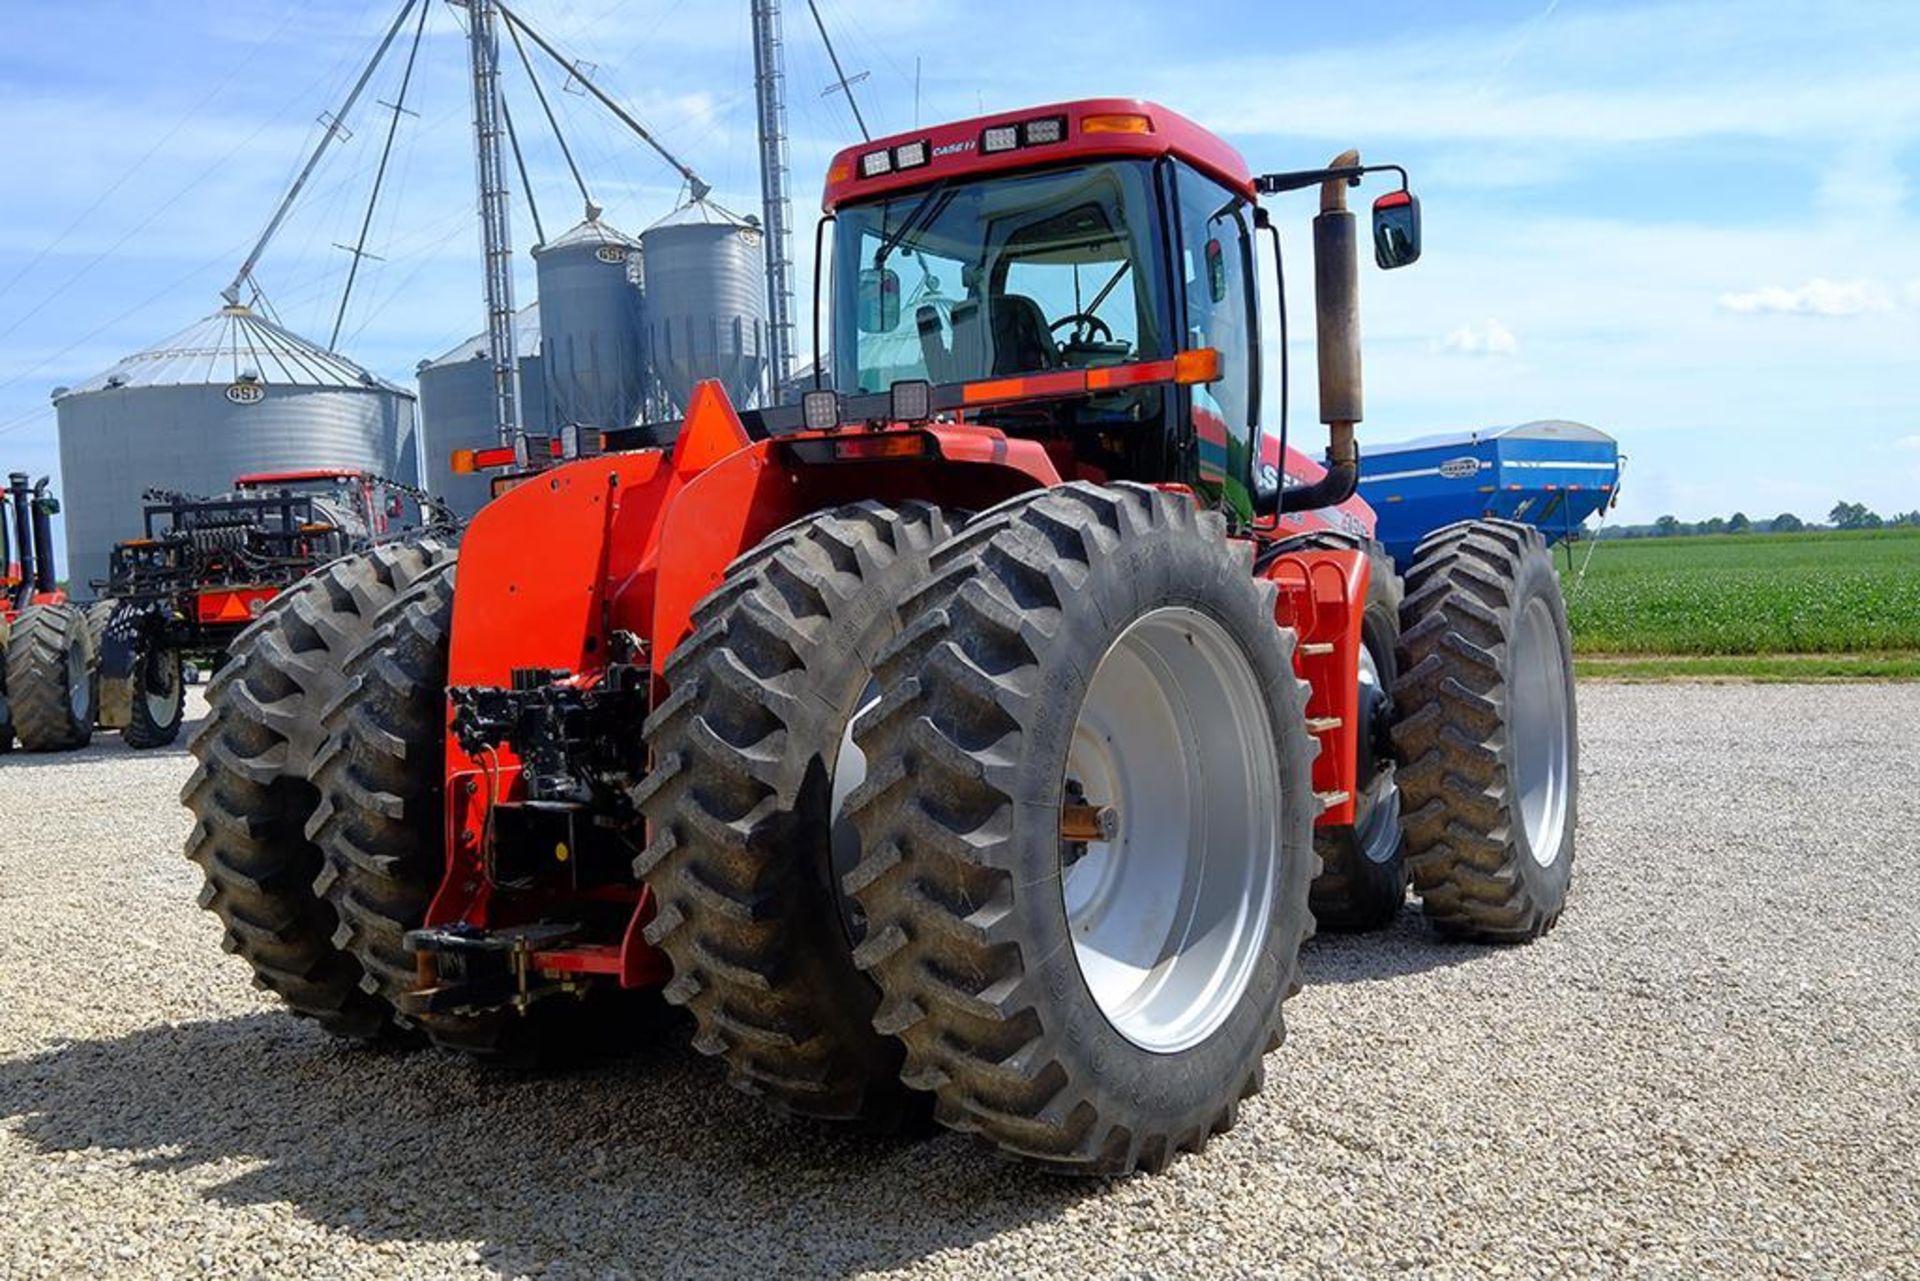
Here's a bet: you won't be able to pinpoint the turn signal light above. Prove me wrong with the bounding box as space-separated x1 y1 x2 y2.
834 433 927 462
449 448 478 475
1173 347 1223 384
1081 112 1152 135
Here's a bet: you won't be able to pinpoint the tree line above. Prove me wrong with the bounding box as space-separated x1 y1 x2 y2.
1596 502 1920 540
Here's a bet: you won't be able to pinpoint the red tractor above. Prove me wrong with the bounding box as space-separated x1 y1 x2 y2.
187 100 1577 1174
3 471 99 752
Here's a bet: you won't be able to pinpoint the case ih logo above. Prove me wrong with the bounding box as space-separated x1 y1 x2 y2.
595 245 627 265
933 140 976 158
1439 456 1482 479
224 383 265 406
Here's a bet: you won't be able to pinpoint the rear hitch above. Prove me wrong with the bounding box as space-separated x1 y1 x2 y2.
403 921 584 1017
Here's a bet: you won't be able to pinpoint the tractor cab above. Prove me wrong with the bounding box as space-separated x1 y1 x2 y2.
812 99 1421 528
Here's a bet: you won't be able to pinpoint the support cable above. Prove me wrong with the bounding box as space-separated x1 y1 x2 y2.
496 0 711 202
505 18 598 222
501 95 548 248
807 0 870 141
329 0 432 350
221 0 420 306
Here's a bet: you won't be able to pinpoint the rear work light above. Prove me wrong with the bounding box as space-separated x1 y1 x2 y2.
802 389 841 430
889 378 933 422
1022 115 1067 145
981 124 1021 153
860 149 893 178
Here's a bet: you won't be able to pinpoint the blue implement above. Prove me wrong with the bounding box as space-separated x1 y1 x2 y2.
1358 420 1621 567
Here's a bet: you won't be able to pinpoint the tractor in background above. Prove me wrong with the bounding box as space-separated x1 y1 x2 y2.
2 471 98 753
186 99 1578 1175
91 469 454 749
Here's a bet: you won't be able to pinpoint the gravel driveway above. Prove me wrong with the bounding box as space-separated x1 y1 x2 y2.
1 684 1915 1279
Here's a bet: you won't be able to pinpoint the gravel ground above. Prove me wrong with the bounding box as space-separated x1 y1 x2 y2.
1 683 1916 1279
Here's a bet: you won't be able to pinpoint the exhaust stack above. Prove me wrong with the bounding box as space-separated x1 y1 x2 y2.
1281 150 1364 514
29 478 59 594
7 472 34 608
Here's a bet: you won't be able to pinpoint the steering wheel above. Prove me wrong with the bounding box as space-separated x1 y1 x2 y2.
1051 313 1114 345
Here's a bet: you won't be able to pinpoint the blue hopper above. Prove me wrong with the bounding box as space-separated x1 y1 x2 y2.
1359 420 1621 568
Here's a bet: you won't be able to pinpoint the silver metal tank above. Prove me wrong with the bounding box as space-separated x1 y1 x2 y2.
535 217 647 432
640 202 768 413
51 305 417 593
417 304 547 519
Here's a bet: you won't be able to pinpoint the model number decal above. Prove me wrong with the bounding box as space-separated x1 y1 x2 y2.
1439 456 1482 479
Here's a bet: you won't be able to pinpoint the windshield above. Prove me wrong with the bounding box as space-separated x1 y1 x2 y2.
832 160 1171 396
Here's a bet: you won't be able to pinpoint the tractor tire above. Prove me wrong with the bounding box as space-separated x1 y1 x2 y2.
0 616 13 753
182 538 451 1040
307 556 523 1057
634 501 950 1125
1283 535 1410 932
7 603 97 751
1393 519 1578 942
844 483 1318 1175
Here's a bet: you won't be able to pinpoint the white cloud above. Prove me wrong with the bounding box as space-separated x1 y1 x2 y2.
1436 319 1518 356
1718 279 1898 317
1896 435 1920 451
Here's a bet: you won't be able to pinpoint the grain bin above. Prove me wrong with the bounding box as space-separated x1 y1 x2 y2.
535 217 647 432
417 304 548 519
52 305 417 592
640 202 768 413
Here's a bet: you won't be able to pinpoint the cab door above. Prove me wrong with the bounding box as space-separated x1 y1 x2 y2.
1171 164 1260 523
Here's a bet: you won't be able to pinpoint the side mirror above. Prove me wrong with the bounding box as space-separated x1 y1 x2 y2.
858 267 902 333
1372 190 1421 269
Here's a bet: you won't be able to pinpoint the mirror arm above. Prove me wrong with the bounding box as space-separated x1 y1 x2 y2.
1254 162 1408 197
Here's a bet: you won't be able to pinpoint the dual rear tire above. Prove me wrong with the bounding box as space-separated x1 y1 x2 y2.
638 484 1319 1173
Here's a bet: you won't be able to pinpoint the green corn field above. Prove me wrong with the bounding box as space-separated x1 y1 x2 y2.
1559 528 1920 667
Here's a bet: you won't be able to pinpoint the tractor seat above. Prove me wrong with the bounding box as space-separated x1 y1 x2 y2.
991 294 1059 374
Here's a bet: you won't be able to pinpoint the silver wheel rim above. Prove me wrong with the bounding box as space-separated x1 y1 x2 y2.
66 635 89 722
145 655 180 727
1062 607 1280 1054
1510 597 1571 865
1352 644 1401 864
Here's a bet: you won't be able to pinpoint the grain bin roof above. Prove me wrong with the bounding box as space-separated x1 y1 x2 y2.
55 305 410 400
421 302 544 370
535 217 641 254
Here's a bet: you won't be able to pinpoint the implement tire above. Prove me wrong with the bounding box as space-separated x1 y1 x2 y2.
1289 536 1409 932
7 603 97 751
121 641 184 750
1393 519 1578 942
845 483 1317 1175
635 501 949 1125
182 539 451 1039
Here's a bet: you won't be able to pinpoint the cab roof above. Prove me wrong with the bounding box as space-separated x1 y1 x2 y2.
822 98 1255 211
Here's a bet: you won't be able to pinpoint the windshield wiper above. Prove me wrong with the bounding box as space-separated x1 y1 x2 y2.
873 180 954 270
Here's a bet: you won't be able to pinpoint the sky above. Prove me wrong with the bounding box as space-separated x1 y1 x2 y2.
1 0 1917 527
